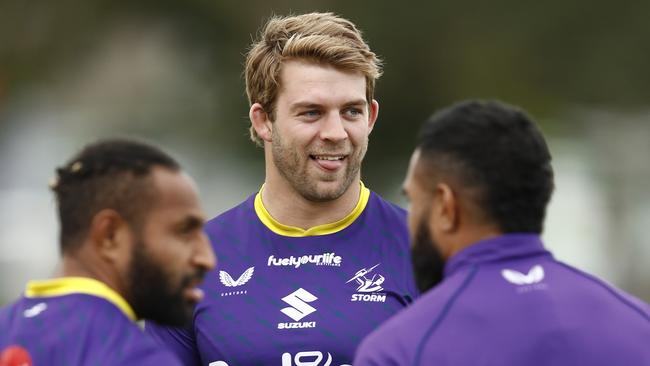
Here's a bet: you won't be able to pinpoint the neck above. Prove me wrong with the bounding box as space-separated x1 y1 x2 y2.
261 174 362 231
59 245 128 300
447 225 502 259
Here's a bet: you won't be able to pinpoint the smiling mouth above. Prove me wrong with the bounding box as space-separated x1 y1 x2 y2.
310 154 346 161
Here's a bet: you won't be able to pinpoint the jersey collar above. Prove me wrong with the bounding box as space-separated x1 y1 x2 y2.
25 277 136 321
444 234 551 277
254 181 370 237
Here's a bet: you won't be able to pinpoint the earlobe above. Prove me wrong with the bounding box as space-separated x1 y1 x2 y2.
250 103 273 142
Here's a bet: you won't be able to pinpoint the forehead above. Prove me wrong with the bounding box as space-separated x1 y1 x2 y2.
403 150 430 195
277 59 366 105
404 150 422 187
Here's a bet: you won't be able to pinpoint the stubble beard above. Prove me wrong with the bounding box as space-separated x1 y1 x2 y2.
271 128 367 202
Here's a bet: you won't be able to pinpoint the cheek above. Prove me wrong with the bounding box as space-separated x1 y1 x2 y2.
346 125 369 145
407 207 421 244
145 231 189 263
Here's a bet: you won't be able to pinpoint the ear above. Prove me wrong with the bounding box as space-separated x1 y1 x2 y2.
367 99 379 134
249 103 273 142
430 182 458 234
89 209 134 263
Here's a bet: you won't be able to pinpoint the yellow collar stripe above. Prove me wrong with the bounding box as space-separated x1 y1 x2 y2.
254 182 370 237
25 277 136 321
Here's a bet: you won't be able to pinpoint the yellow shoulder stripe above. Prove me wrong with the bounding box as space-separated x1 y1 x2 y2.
25 277 136 321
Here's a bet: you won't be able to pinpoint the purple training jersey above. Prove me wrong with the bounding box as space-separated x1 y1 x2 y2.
146 184 418 365
0 277 181 366
355 234 650 366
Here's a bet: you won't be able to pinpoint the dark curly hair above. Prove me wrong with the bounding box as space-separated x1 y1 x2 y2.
416 100 554 233
50 138 180 253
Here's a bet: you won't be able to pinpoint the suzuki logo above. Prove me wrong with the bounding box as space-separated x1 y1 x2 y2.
501 265 545 285
281 288 318 321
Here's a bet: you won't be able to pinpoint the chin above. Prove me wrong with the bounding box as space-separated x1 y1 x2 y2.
309 181 352 202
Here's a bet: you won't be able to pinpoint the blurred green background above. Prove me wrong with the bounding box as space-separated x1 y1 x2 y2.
1 0 649 304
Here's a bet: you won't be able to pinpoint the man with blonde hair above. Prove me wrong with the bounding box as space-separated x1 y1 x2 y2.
147 12 418 365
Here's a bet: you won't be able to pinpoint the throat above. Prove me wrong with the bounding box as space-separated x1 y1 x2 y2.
258 180 362 232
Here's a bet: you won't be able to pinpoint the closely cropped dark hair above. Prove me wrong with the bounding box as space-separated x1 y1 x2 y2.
50 138 180 253
417 100 554 233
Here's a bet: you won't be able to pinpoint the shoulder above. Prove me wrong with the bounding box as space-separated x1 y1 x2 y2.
362 191 408 236
206 194 256 228
367 191 407 218
0 299 22 337
116 335 183 365
354 318 405 365
356 269 476 365
86 304 182 365
551 261 650 321
204 194 259 248
0 298 19 319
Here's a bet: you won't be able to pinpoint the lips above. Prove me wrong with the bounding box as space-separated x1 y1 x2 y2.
182 273 206 303
310 154 346 171
184 286 205 304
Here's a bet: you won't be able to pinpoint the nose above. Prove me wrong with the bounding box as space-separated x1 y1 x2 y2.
319 112 348 142
192 232 217 272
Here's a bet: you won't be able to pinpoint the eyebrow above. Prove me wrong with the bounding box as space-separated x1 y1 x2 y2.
342 99 368 108
290 99 367 112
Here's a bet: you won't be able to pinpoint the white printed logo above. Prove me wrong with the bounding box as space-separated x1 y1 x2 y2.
281 288 317 321
220 267 255 287
278 288 318 329
281 351 351 366
268 253 342 269
346 264 387 303
283 351 332 366
501 265 545 285
211 351 351 366
347 263 385 292
23 302 47 318
219 267 254 297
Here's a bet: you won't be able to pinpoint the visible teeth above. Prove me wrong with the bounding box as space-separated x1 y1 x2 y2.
313 155 343 161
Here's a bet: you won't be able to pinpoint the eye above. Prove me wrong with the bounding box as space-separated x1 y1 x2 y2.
299 110 321 121
343 107 364 119
176 217 203 236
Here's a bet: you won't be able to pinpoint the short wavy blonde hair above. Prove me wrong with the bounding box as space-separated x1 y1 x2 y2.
245 12 383 146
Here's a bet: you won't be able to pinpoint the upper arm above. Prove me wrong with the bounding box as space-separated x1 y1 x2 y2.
354 327 403 366
144 321 201 365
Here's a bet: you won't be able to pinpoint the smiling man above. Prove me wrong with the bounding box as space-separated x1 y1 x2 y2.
146 12 418 366
0 139 216 365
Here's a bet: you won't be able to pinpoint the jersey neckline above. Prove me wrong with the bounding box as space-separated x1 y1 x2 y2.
254 181 370 237
25 276 136 321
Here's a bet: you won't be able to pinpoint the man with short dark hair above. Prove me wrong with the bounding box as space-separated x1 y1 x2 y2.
354 100 650 365
0 139 216 365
